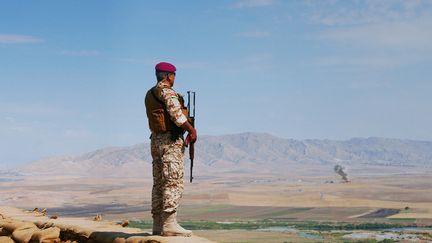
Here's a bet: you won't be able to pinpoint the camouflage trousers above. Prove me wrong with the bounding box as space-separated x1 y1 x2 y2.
151 133 185 214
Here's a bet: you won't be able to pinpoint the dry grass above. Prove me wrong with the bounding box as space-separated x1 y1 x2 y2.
1 171 432 222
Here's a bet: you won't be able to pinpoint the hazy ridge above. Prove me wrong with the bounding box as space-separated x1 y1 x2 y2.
15 132 432 177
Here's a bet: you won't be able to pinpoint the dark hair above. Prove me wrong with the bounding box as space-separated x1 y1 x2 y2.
156 71 169 82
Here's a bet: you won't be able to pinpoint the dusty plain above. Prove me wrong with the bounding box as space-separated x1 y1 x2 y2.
1 166 432 242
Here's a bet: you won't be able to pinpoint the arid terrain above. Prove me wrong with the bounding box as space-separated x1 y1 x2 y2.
1 133 432 242
3 171 432 220
1 171 432 242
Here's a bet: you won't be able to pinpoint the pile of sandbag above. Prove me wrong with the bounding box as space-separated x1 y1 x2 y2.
0 217 60 243
0 209 216 243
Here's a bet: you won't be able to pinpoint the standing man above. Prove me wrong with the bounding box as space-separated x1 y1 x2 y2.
144 62 197 237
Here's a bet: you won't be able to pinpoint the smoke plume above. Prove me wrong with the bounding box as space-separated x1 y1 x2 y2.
334 164 349 182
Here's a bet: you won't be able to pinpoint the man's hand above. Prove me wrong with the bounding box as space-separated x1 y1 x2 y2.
181 121 197 145
185 130 197 145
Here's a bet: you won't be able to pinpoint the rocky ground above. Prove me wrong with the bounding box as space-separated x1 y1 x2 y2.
0 206 215 243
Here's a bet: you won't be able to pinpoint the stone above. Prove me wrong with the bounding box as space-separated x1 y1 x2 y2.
93 214 102 221
121 219 129 227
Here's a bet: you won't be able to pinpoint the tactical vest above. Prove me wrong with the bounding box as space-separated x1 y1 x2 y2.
145 85 189 134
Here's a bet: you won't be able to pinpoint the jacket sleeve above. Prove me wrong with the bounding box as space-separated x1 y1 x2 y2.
160 88 188 127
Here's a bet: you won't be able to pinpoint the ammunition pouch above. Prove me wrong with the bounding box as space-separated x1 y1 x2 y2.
145 86 188 141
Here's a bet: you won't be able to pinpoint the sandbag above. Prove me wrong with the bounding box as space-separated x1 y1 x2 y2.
63 225 93 238
126 236 160 243
31 227 61 243
12 227 38 243
1 221 36 232
112 237 127 243
90 231 129 243
35 222 55 229
0 236 15 243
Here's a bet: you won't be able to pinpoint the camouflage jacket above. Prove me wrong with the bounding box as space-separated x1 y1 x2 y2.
155 81 187 127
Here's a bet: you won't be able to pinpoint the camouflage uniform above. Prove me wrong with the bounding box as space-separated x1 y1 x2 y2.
150 81 188 215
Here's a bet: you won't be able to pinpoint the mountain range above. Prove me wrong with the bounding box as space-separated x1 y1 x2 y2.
16 133 432 177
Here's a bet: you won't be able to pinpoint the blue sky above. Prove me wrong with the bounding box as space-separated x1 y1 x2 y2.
1 0 432 166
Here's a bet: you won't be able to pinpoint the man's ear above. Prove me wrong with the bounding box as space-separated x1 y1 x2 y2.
168 73 175 81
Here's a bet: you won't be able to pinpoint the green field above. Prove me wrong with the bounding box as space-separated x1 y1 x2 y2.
128 219 432 242
128 219 423 231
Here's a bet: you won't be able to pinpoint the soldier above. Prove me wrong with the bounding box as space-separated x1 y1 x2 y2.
144 62 197 237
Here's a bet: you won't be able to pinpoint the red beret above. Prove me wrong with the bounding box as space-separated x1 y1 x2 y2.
155 62 176 73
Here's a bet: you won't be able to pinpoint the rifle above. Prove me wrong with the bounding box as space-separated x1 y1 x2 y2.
187 91 196 183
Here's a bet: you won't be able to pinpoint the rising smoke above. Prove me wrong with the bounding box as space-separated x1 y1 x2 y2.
334 164 349 182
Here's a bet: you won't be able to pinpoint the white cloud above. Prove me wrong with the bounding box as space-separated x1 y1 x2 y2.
307 1 432 69
243 53 273 63
237 31 270 38
64 129 92 139
111 57 149 63
60 50 100 57
230 0 274 9
0 102 62 115
319 17 432 51
5 116 16 123
214 53 274 73
0 34 43 44
7 126 33 133
313 55 410 69
175 61 209 70
306 0 432 26
1 116 34 134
